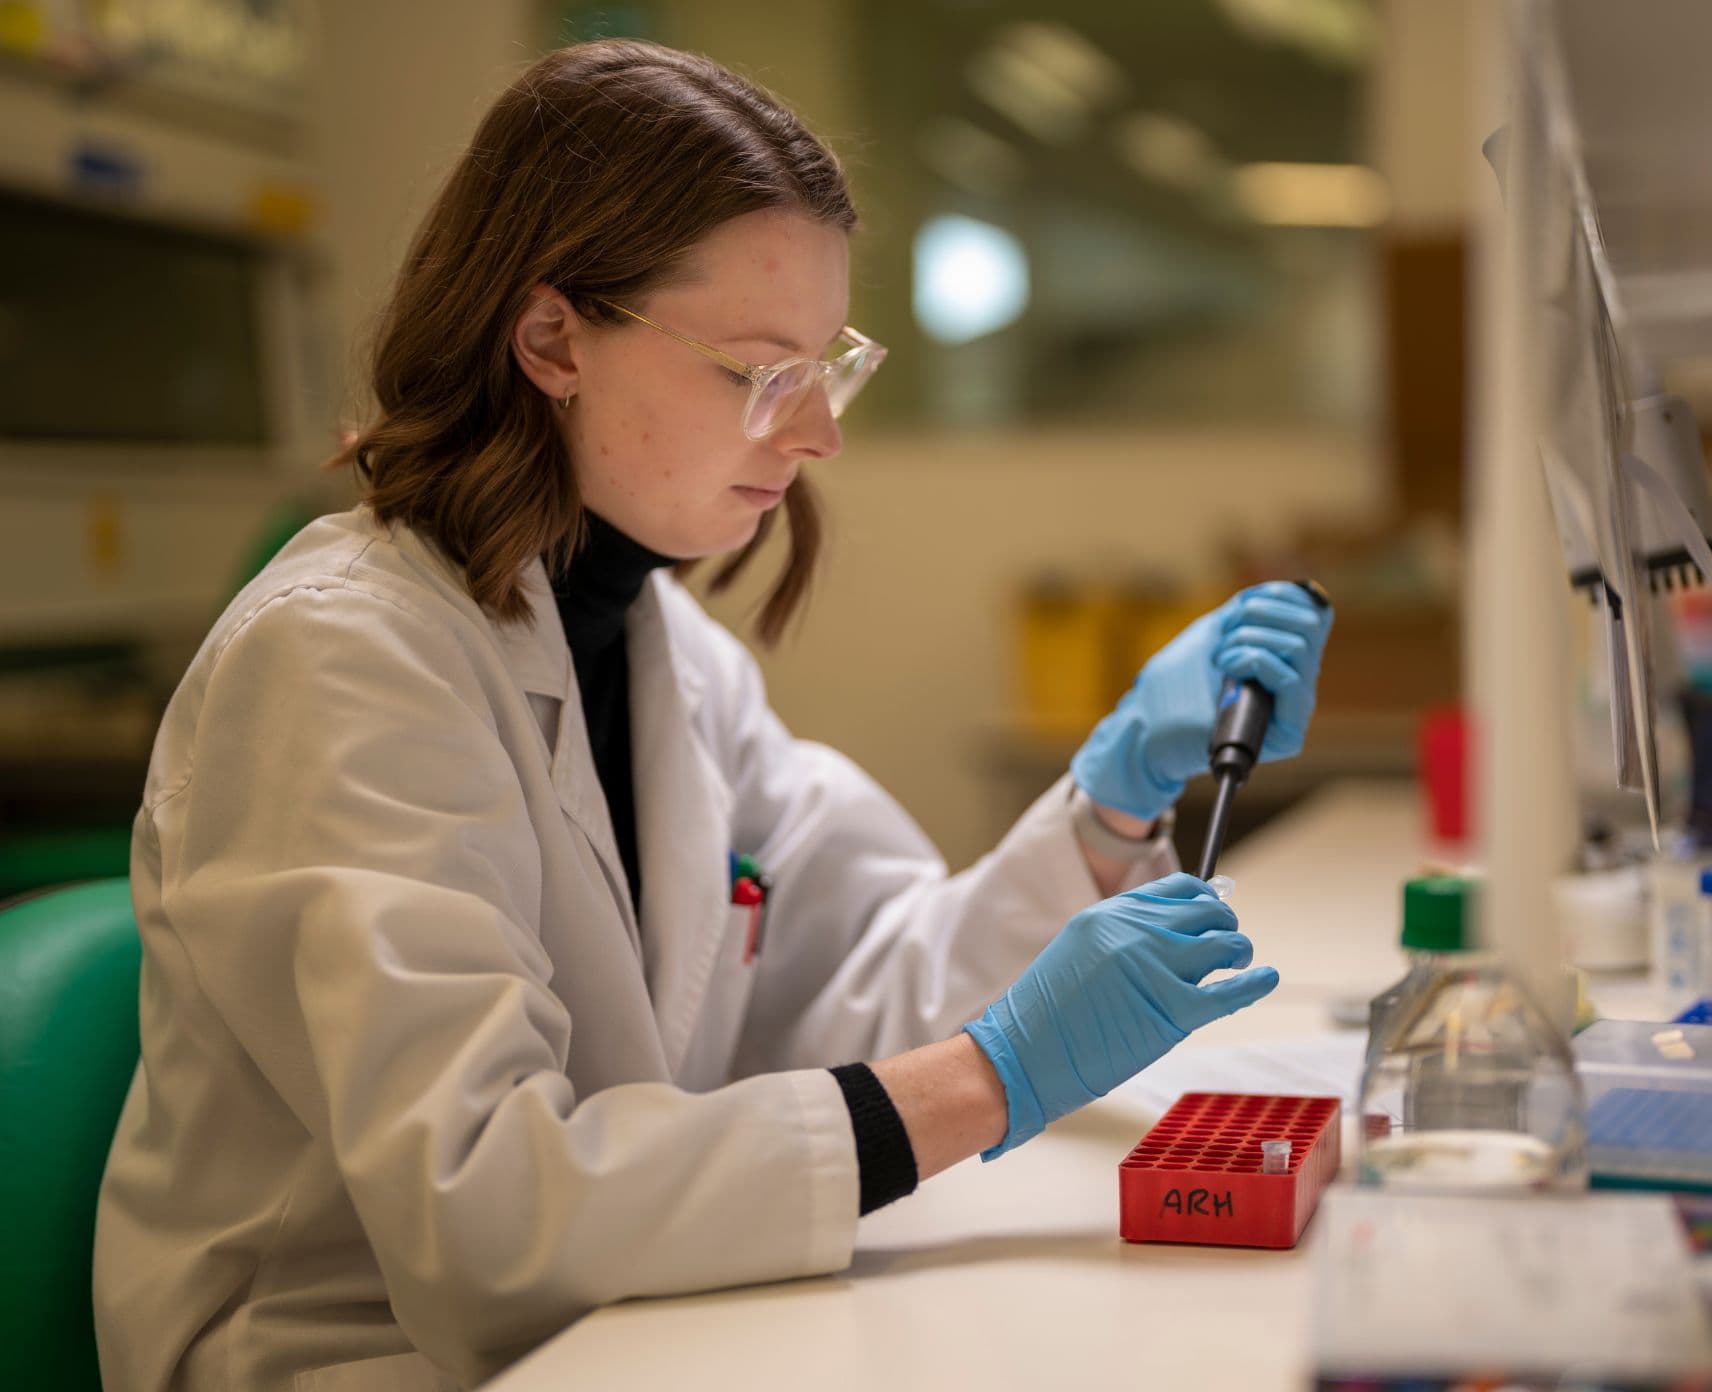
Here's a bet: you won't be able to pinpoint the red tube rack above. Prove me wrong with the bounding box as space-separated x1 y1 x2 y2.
1119 1092 1341 1249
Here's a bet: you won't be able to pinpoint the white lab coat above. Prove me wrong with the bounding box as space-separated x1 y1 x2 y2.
92 506 1174 1391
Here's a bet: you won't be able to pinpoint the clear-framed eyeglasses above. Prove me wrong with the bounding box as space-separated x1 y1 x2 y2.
593 298 887 441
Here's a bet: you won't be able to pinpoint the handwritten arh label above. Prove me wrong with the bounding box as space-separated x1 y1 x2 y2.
1158 1187 1234 1218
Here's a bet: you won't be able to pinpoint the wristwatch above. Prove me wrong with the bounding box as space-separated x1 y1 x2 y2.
1069 786 1176 861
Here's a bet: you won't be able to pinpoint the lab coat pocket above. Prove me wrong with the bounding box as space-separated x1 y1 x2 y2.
293 1350 459 1391
674 902 763 1093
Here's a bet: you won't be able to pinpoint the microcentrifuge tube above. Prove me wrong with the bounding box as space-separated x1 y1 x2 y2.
1208 875 1236 903
1261 1139 1291 1174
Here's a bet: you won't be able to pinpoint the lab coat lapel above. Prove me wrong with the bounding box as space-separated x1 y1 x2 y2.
484 557 573 710
629 574 734 1080
498 557 642 955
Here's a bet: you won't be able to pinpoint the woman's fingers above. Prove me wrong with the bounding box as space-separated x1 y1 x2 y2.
1214 646 1299 694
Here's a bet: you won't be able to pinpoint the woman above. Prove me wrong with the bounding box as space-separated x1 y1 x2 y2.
94 38 1332 1392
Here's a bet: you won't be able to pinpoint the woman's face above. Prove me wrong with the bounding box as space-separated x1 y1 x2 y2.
552 208 851 560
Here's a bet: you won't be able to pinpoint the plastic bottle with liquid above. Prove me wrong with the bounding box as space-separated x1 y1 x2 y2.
1356 877 1588 1194
1651 831 1712 1008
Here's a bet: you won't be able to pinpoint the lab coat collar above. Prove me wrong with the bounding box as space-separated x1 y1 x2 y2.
483 556 711 715
378 510 707 715
372 509 573 703
492 557 575 701
379 510 729 1075
508 556 646 952
495 557 732 1078
381 514 636 939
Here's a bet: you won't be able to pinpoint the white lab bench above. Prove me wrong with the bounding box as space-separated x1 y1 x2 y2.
483 779 1667 1392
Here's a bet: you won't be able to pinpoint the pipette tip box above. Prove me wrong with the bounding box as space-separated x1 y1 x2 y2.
1575 1019 1712 1192
1119 1092 1341 1249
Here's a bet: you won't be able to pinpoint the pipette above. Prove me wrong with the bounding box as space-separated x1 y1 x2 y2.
1195 579 1331 882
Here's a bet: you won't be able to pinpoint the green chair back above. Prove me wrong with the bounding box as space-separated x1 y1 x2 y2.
0 878 140 1390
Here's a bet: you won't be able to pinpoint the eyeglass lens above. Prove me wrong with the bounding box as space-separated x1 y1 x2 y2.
745 348 883 439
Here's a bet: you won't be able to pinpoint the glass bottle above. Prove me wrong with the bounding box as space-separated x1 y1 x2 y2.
1365 875 1472 1064
1357 880 1588 1193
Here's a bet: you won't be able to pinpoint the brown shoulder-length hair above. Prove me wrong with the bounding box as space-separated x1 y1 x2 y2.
328 39 858 644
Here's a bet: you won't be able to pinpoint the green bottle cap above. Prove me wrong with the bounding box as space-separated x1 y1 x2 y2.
1400 875 1471 953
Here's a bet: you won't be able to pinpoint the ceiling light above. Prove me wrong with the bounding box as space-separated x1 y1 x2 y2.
965 42 1091 144
1215 0 1375 68
998 21 1127 107
913 214 1031 345
917 118 1027 196
1234 162 1390 227
1116 112 1225 192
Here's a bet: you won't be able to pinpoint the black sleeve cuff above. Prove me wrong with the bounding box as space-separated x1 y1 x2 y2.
829 1062 919 1217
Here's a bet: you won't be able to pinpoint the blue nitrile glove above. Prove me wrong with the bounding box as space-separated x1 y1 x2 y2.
964 872 1279 1158
1070 582 1335 821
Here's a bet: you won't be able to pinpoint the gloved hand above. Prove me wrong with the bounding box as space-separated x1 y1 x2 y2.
964 872 1278 1158
1071 582 1334 821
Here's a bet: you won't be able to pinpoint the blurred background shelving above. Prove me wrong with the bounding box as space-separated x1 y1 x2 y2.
3 0 1650 883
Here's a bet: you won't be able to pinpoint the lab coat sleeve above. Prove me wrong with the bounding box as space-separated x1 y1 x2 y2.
700 615 1178 1075
152 584 857 1388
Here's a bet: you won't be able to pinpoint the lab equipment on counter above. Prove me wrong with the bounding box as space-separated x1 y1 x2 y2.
1356 941 1589 1193
1312 1188 1712 1386
1014 574 1118 735
1012 573 1207 736
1118 1092 1339 1249
1196 580 1332 880
1418 705 1470 845
1575 1018 1712 1192
1649 834 1712 1005
1678 998 1712 1024
1491 1 1712 854
1338 870 1594 1041
1553 858 1648 969
1365 875 1474 1063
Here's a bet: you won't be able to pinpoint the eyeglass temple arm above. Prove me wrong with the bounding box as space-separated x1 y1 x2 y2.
596 300 762 381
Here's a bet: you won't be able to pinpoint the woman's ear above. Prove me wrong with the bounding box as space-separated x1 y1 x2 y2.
512 282 583 405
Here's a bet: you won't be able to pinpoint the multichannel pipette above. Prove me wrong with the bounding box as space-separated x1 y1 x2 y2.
1196 579 1332 882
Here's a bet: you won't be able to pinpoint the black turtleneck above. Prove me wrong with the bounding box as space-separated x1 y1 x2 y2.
549 510 918 1217
549 512 674 917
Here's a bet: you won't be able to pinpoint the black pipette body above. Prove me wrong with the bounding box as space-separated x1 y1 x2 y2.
1195 580 1331 882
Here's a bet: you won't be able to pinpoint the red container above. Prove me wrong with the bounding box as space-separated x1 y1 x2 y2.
1118 1092 1341 1249
1418 705 1470 844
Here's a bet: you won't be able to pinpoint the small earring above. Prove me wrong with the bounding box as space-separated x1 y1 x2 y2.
558 391 571 409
